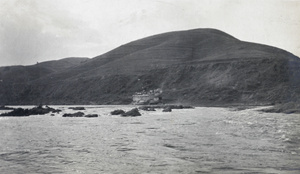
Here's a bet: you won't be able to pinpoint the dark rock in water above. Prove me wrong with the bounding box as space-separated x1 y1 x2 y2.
68 107 85 110
0 105 61 117
139 105 194 111
121 108 141 117
0 108 30 117
85 114 98 118
51 109 62 113
162 107 172 112
62 112 85 117
0 105 14 110
45 106 62 113
166 105 194 109
111 109 125 115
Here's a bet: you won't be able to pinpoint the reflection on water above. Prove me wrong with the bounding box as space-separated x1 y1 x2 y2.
0 106 299 174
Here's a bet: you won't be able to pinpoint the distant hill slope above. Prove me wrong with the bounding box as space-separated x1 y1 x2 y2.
1 28 299 105
0 57 89 83
0 57 89 104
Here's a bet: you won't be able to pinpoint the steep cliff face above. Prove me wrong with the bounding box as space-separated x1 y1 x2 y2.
0 29 299 105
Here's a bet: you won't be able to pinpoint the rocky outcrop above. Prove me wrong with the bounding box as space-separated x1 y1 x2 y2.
0 108 30 117
85 114 98 118
0 105 61 117
121 108 141 117
62 112 85 117
111 109 126 115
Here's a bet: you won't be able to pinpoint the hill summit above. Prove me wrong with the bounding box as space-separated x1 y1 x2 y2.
1 28 300 105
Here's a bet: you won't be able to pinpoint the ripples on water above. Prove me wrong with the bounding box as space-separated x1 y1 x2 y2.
0 106 299 174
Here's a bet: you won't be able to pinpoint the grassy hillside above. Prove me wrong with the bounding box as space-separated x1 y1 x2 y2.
0 57 89 104
1 28 299 105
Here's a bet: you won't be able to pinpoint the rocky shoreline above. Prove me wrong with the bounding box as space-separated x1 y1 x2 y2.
0 104 195 117
0 103 299 118
0 105 61 117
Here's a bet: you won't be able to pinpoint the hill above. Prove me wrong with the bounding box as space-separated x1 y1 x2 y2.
0 57 89 104
0 28 299 105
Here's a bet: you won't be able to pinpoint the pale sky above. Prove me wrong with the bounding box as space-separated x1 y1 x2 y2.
0 0 299 66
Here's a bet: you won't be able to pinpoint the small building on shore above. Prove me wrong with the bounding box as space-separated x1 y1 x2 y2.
132 88 162 105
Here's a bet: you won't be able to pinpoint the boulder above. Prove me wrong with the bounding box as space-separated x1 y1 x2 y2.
121 108 141 117
85 114 98 118
111 109 125 115
62 112 85 117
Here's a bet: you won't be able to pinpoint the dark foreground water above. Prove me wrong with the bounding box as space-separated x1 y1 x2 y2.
0 106 299 174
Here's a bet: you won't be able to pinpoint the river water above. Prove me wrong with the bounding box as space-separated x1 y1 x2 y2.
0 106 299 174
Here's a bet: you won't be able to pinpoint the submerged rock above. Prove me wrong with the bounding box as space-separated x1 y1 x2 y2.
111 109 125 115
62 112 85 117
85 114 98 118
121 108 141 117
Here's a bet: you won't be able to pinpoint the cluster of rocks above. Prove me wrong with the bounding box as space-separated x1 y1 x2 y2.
62 112 98 118
111 108 141 117
111 104 194 117
1 104 194 118
0 105 61 117
139 104 194 113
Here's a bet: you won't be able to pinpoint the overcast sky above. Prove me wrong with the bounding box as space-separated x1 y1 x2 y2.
0 0 299 66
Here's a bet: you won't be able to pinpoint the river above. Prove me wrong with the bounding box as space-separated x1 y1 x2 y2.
0 106 299 174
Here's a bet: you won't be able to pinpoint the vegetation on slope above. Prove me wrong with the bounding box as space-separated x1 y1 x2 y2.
0 28 299 106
